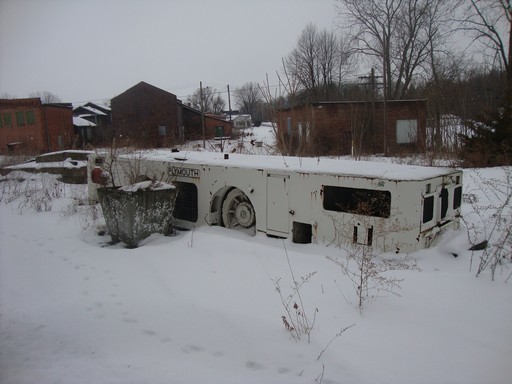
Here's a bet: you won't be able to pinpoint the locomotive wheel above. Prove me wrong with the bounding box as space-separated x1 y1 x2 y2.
222 188 255 230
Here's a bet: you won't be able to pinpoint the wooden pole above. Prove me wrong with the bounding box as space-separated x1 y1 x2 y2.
200 81 205 148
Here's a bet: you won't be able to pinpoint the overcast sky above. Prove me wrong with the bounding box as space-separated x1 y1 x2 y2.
0 0 337 105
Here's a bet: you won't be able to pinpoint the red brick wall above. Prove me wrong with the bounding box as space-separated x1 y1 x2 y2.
383 100 427 154
0 98 73 154
277 100 427 156
182 108 232 141
44 105 74 152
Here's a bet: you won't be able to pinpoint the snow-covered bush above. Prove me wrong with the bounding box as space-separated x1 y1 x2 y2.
0 171 63 213
463 167 512 281
326 200 420 312
328 249 420 312
272 241 318 342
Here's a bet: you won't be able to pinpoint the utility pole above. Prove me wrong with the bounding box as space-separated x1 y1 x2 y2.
227 84 232 122
382 32 388 156
226 84 240 152
358 68 382 102
200 81 205 149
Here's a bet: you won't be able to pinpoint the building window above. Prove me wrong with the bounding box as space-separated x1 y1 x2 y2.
26 110 36 125
4 113 12 127
16 111 25 126
396 119 417 144
0 114 3 128
158 125 167 136
322 185 391 218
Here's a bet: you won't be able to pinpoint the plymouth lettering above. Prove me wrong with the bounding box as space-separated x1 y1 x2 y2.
168 166 200 178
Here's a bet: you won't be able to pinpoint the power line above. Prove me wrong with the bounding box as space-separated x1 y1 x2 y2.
69 76 373 105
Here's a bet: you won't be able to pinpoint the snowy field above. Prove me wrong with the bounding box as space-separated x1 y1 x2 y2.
1 126 511 384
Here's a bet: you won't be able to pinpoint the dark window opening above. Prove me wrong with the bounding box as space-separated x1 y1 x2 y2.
173 182 198 222
367 227 373 246
4 113 12 127
453 186 462 210
292 222 312 244
323 185 391 218
16 111 25 126
423 195 434 223
26 110 35 125
353 225 373 246
440 188 448 219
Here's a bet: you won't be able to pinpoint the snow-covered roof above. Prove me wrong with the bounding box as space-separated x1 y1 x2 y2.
233 114 251 120
73 116 96 127
85 105 107 115
124 150 459 181
74 105 107 116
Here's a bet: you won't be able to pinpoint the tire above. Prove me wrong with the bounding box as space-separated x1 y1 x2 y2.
222 188 255 231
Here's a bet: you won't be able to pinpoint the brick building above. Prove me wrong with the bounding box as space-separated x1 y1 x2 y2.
111 82 232 147
276 99 427 156
182 106 233 140
0 98 74 155
111 82 181 147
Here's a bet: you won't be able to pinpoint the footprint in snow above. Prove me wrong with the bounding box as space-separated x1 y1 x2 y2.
181 345 203 354
246 361 264 371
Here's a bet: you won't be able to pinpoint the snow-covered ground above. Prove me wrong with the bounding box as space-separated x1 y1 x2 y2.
1 126 511 384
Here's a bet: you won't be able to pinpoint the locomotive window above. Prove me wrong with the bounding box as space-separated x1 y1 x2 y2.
173 182 198 222
440 188 449 219
323 186 391 218
423 195 434 223
453 186 462 209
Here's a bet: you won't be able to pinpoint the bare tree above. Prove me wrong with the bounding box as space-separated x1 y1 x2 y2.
258 73 289 154
233 82 262 118
337 0 462 100
424 50 470 152
284 23 352 101
462 1 511 73
186 87 226 114
456 1 512 166
0 92 16 99
461 0 512 100
29 91 62 104
350 103 372 159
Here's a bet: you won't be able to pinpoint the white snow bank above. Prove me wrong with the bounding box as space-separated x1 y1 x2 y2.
0 166 511 384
